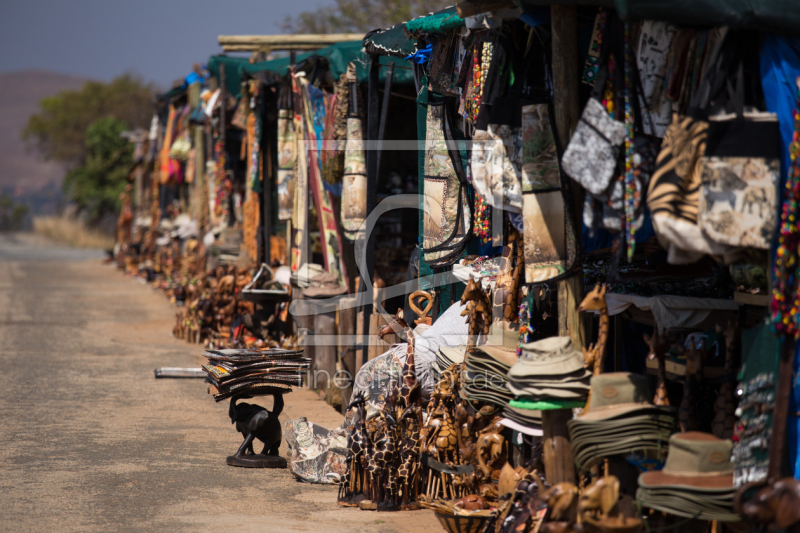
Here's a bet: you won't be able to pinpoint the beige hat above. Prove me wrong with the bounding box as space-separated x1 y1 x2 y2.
512 336 585 377
578 372 673 421
639 432 734 491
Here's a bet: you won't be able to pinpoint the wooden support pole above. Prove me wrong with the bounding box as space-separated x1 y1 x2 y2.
314 309 339 409
338 296 357 411
769 338 795 480
542 4 580 489
218 34 365 47
552 5 584 351
542 409 576 484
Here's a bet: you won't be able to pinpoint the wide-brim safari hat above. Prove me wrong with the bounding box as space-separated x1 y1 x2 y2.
513 336 586 376
577 372 674 422
639 432 734 491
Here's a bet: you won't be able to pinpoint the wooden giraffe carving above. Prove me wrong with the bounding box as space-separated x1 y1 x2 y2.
577 284 609 412
644 329 670 406
460 277 492 348
495 228 526 323
712 320 738 439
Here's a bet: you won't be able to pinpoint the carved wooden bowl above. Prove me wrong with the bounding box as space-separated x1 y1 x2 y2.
434 513 488 533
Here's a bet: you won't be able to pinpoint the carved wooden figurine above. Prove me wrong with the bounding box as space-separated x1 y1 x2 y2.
577 284 609 412
678 339 705 432
644 329 670 406
460 277 492 348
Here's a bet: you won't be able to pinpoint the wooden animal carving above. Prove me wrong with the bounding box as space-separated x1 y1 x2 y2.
739 478 800 529
644 329 670 406
495 227 525 323
577 284 609 374
460 278 492 348
577 284 609 412
579 475 620 524
476 418 506 479
533 471 579 522
228 394 283 457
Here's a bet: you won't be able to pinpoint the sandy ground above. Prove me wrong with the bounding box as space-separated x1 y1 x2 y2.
0 233 439 533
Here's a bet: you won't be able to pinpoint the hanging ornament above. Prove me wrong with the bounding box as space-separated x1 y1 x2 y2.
771 78 800 338
623 22 637 261
473 194 491 244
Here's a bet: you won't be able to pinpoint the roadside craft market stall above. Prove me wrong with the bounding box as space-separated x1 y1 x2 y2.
112 1 800 531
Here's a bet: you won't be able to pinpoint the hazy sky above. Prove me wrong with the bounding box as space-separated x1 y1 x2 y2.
0 0 330 88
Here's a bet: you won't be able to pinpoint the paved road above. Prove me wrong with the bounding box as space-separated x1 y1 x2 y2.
0 234 438 533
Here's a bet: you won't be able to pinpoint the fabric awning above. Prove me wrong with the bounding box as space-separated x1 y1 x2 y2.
364 22 417 58
241 41 415 85
207 55 251 98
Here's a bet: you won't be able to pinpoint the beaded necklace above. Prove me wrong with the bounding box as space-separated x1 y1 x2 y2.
771 78 800 338
473 194 491 243
623 22 637 261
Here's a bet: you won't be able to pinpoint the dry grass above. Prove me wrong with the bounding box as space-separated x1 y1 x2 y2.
33 216 114 249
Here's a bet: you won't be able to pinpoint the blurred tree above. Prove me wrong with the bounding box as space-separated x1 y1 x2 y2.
62 118 132 221
0 195 29 231
281 0 451 33
22 74 153 168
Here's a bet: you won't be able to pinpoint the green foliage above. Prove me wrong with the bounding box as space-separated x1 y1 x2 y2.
23 74 153 168
62 117 132 220
281 0 451 33
0 194 29 231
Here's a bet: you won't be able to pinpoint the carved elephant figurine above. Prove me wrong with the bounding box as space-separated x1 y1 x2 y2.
739 478 800 529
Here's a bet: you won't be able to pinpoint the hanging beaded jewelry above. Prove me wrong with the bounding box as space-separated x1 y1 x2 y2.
770 78 800 338
473 194 491 243
623 22 637 261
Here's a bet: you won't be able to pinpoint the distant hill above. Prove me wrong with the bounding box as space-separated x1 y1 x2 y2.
0 70 89 200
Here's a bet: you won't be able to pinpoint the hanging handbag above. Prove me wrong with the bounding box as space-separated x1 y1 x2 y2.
471 36 524 213
697 65 780 250
422 91 471 268
562 16 626 197
647 33 747 263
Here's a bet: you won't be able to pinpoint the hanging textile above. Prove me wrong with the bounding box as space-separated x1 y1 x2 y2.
341 64 368 241
159 105 177 185
291 78 309 272
277 85 296 221
421 97 471 267
300 76 346 282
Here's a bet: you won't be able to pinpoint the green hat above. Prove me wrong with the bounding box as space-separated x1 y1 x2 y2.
639 432 734 491
578 372 672 422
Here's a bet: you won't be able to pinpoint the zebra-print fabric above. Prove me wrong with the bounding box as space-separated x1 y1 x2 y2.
647 113 708 224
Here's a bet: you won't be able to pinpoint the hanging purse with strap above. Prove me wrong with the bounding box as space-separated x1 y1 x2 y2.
422 89 472 268
697 63 780 250
562 16 626 197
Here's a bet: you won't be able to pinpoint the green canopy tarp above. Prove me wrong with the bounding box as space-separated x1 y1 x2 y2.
405 7 464 34
208 55 251 98
364 22 417 58
240 41 415 85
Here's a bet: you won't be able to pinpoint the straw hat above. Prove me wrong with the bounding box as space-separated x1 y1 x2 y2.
577 372 673 422
639 432 734 491
513 336 586 377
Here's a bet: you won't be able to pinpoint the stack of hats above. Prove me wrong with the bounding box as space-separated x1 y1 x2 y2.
203 348 310 401
462 344 518 406
637 432 740 522
437 345 466 374
501 337 591 436
568 373 676 471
